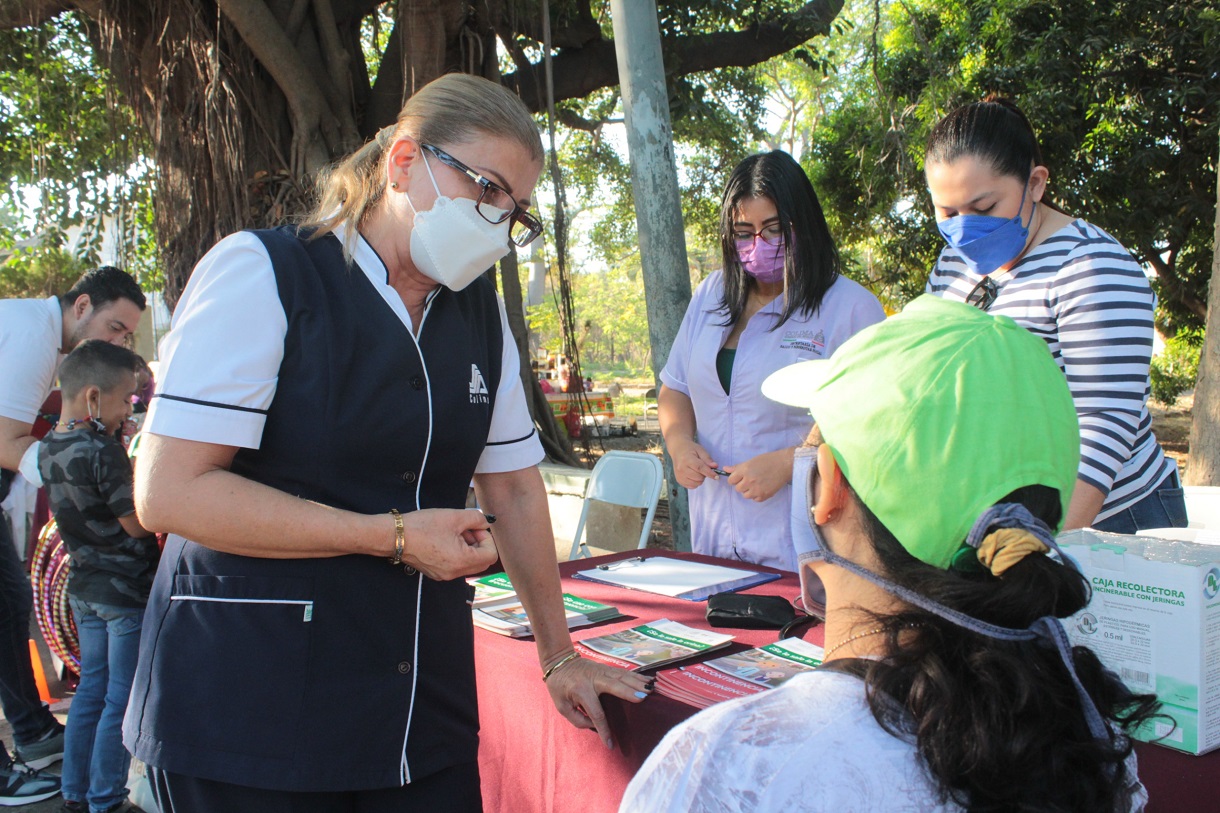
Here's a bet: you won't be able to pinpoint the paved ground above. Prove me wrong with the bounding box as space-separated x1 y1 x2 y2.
1 692 71 812
0 628 114 812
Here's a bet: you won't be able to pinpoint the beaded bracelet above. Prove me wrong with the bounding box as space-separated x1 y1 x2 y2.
388 509 405 565
542 650 581 682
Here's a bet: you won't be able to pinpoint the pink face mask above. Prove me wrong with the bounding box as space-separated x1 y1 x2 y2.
737 238 786 284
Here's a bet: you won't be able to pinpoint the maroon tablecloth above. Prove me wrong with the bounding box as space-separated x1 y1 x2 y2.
474 551 1217 813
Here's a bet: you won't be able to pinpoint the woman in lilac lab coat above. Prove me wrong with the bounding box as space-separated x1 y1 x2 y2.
658 151 884 569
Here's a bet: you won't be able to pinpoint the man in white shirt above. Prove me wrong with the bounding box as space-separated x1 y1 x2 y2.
0 266 144 802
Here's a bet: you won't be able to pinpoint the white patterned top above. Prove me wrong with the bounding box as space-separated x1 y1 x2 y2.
621 670 1147 813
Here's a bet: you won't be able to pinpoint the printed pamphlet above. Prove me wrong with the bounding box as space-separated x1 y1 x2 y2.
576 618 733 670
467 572 516 608
473 593 622 638
654 638 825 709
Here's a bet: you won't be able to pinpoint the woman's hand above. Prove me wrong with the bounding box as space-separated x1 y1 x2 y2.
400 508 498 581
724 447 795 503
542 654 653 749
669 437 721 490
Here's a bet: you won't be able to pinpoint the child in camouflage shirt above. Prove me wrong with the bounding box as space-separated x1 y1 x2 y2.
38 340 158 813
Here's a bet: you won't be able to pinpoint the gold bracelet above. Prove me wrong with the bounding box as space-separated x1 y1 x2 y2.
388 509 405 565
542 650 581 682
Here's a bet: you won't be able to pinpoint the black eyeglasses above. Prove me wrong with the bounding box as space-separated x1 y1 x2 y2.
965 276 999 311
421 143 543 247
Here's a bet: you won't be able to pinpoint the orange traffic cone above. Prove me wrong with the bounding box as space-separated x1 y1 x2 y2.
28 639 56 704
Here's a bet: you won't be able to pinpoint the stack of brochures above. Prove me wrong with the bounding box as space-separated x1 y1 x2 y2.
467 572 518 608
654 637 825 708
473 593 623 638
576 619 734 670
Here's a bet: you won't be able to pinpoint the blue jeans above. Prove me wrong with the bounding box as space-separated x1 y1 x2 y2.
1092 473 1188 535
0 512 60 758
64 598 143 813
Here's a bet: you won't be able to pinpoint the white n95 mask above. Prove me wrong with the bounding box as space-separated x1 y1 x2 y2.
404 152 512 291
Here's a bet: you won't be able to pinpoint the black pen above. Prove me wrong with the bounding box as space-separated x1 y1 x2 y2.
484 513 496 524
711 468 728 477
596 555 646 571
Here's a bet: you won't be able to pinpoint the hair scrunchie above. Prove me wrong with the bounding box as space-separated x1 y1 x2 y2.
975 527 1049 576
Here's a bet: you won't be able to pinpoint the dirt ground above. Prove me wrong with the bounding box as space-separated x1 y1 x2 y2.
571 389 1197 548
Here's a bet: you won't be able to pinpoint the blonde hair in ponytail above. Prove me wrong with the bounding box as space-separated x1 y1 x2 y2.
303 73 543 262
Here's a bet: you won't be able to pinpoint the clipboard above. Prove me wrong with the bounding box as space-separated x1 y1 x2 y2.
573 555 780 602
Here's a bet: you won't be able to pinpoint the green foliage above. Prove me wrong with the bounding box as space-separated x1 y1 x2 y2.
526 256 655 371
0 13 157 288
1150 329 1203 405
0 246 88 300
790 0 1220 328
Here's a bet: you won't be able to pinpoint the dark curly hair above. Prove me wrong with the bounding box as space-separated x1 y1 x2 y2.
842 484 1162 812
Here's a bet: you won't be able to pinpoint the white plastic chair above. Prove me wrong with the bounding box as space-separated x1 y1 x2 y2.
1184 486 1220 530
567 451 664 560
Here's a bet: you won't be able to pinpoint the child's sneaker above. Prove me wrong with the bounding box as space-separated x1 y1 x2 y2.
0 759 61 806
13 725 64 770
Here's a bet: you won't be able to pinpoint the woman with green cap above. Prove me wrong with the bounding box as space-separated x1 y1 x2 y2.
621 295 1159 812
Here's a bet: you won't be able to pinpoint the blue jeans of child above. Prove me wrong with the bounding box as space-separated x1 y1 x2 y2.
63 598 143 813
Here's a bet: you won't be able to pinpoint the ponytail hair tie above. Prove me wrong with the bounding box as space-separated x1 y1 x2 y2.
952 502 1062 574
975 528 1048 576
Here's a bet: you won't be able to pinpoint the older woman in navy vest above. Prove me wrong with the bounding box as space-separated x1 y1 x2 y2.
122 74 652 811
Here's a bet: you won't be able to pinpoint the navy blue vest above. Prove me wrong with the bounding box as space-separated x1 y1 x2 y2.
125 227 503 791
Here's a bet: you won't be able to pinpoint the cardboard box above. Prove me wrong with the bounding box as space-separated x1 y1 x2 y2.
1057 529 1220 755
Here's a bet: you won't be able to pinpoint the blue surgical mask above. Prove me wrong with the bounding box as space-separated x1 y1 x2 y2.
937 184 1034 275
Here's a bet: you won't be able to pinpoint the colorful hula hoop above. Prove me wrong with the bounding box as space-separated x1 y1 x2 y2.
30 519 79 675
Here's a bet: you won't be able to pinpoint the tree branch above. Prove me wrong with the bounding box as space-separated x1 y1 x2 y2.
0 0 81 28
502 0 845 112
215 0 339 171
312 0 354 123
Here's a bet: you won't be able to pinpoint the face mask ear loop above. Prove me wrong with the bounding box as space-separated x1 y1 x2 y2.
400 146 444 219
817 539 1114 754
87 395 105 433
1016 179 1036 231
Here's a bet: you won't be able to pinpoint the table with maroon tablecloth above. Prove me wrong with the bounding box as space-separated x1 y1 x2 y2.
474 550 1218 813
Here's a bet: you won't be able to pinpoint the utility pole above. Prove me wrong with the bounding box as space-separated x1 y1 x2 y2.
609 0 693 551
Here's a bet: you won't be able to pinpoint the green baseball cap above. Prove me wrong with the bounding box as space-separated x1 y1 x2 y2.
762 294 1079 569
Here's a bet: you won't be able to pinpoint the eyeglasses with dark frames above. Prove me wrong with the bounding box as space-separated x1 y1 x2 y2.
965 276 999 311
421 143 543 247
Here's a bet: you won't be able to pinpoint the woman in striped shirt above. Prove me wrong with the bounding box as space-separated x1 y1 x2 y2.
924 98 1186 534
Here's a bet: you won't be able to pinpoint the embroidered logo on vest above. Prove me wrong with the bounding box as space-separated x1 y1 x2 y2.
469 364 489 404
780 329 826 356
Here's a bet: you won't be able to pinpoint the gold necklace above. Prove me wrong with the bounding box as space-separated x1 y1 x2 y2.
822 626 887 661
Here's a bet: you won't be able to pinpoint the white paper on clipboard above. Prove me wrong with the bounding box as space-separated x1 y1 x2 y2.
572 555 780 601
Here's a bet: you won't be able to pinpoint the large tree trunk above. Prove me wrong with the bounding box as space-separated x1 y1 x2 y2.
1187 131 1220 485
2 0 847 462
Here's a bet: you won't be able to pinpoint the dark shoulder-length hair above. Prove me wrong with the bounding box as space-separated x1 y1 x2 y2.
925 96 1066 213
843 484 1161 812
717 150 840 329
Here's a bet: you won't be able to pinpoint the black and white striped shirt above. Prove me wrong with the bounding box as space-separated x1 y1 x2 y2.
927 219 1175 522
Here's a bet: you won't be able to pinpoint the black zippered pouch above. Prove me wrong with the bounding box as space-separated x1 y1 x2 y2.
705 592 795 629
